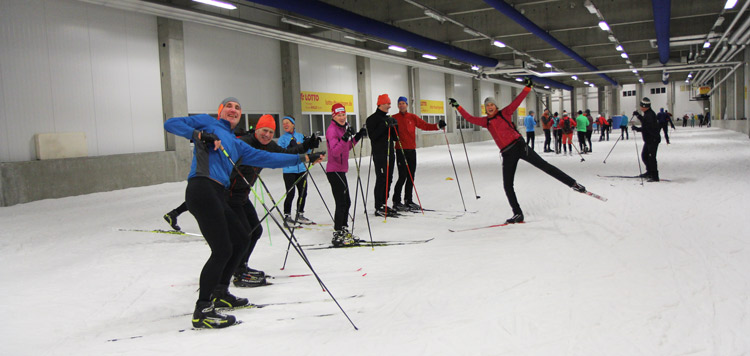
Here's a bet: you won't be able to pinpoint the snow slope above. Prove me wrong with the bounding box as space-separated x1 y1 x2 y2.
1 127 749 355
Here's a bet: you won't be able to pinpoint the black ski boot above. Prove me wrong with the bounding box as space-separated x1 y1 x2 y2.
163 210 180 231
331 229 357 247
211 285 250 308
505 213 524 224
192 300 236 329
647 171 660 182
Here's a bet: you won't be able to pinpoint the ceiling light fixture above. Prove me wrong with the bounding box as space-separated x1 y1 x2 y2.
544 85 550 89
544 63 552 68
424 9 446 23
449 61 462 66
422 53 438 60
192 0 237 10
492 40 506 48
725 0 738 9
639 78 644 83
388 45 407 53
571 75 578 80
471 65 480 71
598 21 610 31
344 35 366 42
608 35 616 42
616 45 623 51
584 81 590 85
280 17 313 29
584 0 598 14
515 78 523 82
687 73 693 78
621 52 629 58
703 41 711 48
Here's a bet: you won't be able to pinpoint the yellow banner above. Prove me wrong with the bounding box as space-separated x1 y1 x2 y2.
420 99 445 115
301 91 354 113
518 107 526 117
481 104 486 116
699 86 710 95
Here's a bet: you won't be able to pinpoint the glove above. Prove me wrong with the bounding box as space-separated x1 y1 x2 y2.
303 133 321 150
341 126 354 142
354 127 367 141
307 151 325 163
199 131 219 146
448 98 459 108
438 120 447 129
524 77 534 88
386 117 398 127
631 125 641 132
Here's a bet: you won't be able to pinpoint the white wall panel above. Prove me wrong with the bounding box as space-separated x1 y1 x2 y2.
621 84 637 114
499 84 512 108
298 45 358 112
418 68 445 107
674 85 705 117
480 81 494 111
370 59 408 115
0 0 163 162
184 22 282 115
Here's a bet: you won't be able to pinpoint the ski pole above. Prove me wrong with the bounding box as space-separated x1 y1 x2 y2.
571 132 586 162
392 129 424 214
384 122 393 220
221 150 358 330
282 147 316 270
442 128 467 211
350 135 375 247
631 125 645 186
453 109 480 199
603 115 636 164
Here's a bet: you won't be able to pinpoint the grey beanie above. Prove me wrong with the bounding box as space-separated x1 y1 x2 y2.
529 110 535 114
484 97 497 107
220 97 240 108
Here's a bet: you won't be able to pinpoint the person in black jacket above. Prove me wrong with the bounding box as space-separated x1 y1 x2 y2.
366 94 400 217
632 97 661 182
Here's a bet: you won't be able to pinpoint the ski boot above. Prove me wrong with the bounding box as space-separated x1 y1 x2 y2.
211 285 250 308
163 210 181 231
572 183 587 193
295 213 314 225
192 300 236 329
331 229 357 247
505 213 524 224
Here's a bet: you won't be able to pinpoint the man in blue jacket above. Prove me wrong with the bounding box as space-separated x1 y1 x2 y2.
524 110 537 151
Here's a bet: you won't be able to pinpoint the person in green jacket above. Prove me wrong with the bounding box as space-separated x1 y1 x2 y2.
575 110 589 153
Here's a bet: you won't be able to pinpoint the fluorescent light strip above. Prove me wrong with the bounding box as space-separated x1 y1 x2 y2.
192 0 237 10
598 21 610 31
422 53 438 60
280 17 312 29
725 0 738 9
388 45 407 53
492 40 506 48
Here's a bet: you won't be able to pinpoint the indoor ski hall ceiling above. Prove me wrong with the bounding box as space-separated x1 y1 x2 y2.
125 0 747 90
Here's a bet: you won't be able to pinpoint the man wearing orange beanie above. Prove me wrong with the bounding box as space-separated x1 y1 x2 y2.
366 94 401 217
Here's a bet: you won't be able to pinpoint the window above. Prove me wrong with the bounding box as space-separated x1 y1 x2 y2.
420 115 446 132
622 90 637 97
650 87 666 95
456 115 475 130
304 113 359 137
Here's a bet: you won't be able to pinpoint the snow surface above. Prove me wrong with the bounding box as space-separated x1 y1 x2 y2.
2 127 749 356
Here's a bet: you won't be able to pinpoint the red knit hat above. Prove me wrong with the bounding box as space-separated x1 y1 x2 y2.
331 103 346 116
377 94 391 106
256 114 276 131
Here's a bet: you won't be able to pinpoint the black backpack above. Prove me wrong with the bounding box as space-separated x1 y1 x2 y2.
562 117 572 133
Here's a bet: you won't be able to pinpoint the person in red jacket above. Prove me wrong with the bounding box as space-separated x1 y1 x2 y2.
392 96 446 211
540 109 553 152
560 112 577 155
597 114 609 141
450 78 586 224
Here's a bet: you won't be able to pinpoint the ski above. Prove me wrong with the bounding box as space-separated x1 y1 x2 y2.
597 174 671 182
449 222 525 233
579 189 608 201
304 238 435 250
118 228 203 237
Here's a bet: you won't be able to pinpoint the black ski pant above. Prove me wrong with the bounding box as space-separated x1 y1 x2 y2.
620 126 628 139
230 200 262 272
526 131 535 150
185 177 250 302
586 130 593 151
554 130 562 152
326 172 350 231
543 129 551 151
171 201 188 216
577 131 587 151
372 153 395 210
661 124 670 144
283 172 308 216
641 142 659 177
393 149 417 205
501 140 577 215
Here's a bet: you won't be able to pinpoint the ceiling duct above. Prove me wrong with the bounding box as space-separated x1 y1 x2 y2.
652 0 671 64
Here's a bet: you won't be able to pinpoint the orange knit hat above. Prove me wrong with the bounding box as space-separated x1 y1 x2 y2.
377 94 391 106
256 114 276 131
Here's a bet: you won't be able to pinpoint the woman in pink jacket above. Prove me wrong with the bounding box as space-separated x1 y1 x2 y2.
451 79 586 224
326 103 367 246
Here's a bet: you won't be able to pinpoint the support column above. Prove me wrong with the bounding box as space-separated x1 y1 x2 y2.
510 86 519 124
610 86 621 116
356 56 372 123
444 73 455 133
597 87 606 116
280 42 304 131
570 87 578 115
472 78 482 118
408 66 421 116
157 17 189 153
726 68 736 119
734 64 744 121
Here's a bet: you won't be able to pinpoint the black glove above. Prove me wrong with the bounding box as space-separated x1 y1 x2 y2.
341 126 355 142
307 151 325 163
354 127 367 141
448 98 459 108
199 131 219 146
438 120 447 129
524 77 534 88
631 125 641 132
386 117 398 127
303 133 321 150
